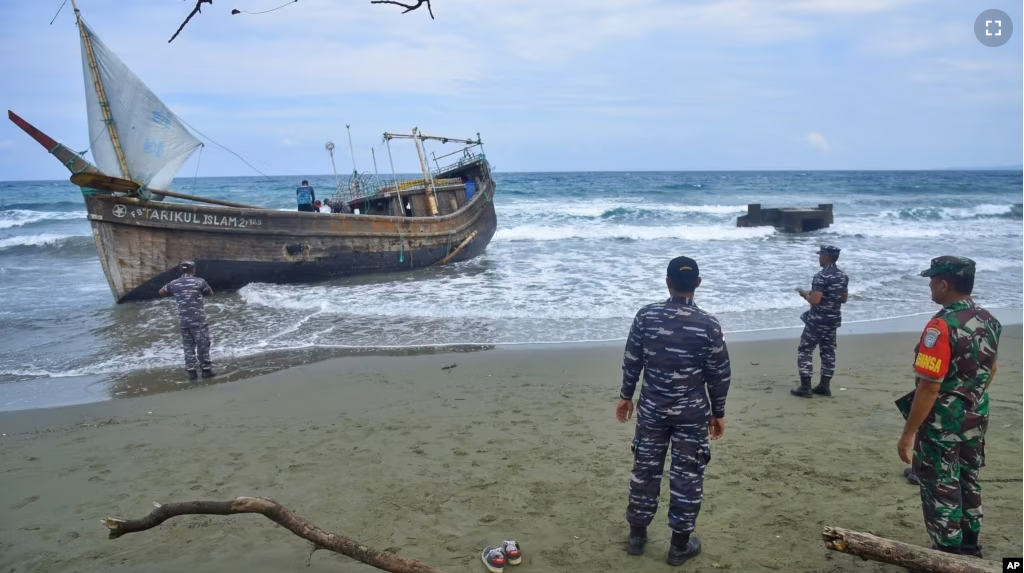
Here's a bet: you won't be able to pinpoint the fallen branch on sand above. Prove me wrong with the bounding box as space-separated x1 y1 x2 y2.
822 527 1002 573
102 496 446 573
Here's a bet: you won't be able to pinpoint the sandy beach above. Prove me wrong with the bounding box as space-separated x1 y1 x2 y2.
1 323 1021 573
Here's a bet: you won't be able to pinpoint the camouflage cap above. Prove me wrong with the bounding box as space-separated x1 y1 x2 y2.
179 260 196 271
920 255 975 278
817 245 841 256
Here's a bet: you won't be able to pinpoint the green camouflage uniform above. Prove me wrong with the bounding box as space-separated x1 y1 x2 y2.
897 256 1001 551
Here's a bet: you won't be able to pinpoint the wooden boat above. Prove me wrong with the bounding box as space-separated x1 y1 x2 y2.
7 1 498 304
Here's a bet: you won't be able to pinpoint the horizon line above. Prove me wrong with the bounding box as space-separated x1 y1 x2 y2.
2 166 1022 184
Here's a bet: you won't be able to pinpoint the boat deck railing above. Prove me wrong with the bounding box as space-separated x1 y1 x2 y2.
431 152 486 178
331 152 485 205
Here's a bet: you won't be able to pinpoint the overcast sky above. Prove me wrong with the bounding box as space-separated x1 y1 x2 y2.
0 0 1021 180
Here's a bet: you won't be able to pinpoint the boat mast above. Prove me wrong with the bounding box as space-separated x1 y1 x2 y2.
72 0 131 182
411 127 439 216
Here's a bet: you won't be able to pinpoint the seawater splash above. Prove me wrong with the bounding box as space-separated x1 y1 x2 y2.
0 170 1021 410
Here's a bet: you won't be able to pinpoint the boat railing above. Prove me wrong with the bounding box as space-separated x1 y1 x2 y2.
333 151 484 205
431 152 486 178
373 177 464 197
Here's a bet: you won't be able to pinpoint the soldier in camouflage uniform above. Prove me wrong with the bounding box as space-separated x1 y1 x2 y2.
159 261 216 380
791 245 849 398
895 256 1000 564
616 256 732 567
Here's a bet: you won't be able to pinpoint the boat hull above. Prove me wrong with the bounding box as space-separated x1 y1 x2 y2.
84 176 498 303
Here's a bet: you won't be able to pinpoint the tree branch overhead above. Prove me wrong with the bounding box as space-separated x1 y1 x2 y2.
370 0 435 19
170 0 212 43
170 0 436 43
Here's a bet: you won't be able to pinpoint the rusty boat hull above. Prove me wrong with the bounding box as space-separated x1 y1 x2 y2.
82 165 497 302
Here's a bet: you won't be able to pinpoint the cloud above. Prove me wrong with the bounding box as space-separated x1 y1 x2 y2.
0 140 15 150
0 0 1020 177
805 132 830 152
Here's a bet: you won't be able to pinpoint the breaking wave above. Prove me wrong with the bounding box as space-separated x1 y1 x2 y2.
0 209 86 229
0 234 95 256
493 223 774 242
880 204 1022 221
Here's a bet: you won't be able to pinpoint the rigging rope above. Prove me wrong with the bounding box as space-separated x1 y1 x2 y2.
49 0 70 25
176 115 282 184
191 144 204 193
397 225 405 264
231 0 298 16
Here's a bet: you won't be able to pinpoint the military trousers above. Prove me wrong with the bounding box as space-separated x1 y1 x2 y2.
627 413 711 534
181 323 213 372
797 323 838 378
912 428 985 548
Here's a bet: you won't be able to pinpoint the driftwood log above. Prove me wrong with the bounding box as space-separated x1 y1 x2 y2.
822 527 1002 573
102 497 446 573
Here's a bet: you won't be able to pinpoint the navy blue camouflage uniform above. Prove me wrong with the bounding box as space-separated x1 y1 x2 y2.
162 271 214 373
621 295 732 535
797 247 849 379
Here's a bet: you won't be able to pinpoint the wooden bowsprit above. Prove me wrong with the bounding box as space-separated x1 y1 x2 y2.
70 173 265 210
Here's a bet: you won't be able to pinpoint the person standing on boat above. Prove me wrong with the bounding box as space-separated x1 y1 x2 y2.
616 256 731 566
791 245 849 398
159 261 216 381
296 180 316 212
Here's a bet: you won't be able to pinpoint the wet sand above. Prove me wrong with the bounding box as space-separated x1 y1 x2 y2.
1 325 1021 572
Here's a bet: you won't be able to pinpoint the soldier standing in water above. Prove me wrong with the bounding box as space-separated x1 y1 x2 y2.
159 261 216 380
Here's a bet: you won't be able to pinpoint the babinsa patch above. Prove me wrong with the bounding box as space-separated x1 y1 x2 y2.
923 327 941 348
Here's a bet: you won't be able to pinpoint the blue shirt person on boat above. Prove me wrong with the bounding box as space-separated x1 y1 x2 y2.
296 180 316 212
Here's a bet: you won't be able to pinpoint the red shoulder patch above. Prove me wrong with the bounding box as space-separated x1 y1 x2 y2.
914 317 950 381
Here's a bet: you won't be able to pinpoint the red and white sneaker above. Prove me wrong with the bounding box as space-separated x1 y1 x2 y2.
500 539 522 565
481 546 506 573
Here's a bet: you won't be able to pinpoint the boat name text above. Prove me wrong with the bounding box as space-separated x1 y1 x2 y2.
117 206 264 228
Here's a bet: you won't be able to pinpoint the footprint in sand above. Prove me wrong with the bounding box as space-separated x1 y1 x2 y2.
12 495 39 509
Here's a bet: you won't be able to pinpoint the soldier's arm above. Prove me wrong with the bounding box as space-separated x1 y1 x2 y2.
201 280 213 297
802 273 825 306
158 283 171 297
902 377 941 436
619 310 645 400
704 318 732 418
902 318 951 436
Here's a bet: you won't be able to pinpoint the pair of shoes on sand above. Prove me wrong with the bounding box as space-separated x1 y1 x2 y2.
187 369 216 381
481 540 522 572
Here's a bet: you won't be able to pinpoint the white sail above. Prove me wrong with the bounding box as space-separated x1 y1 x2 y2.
79 18 202 191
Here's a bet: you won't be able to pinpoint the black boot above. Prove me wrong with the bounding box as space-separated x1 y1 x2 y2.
201 368 216 378
961 530 982 558
627 526 647 555
666 533 701 566
187 370 198 381
790 375 812 398
812 375 832 396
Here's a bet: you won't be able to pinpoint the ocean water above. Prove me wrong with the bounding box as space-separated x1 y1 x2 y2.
0 171 1021 410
